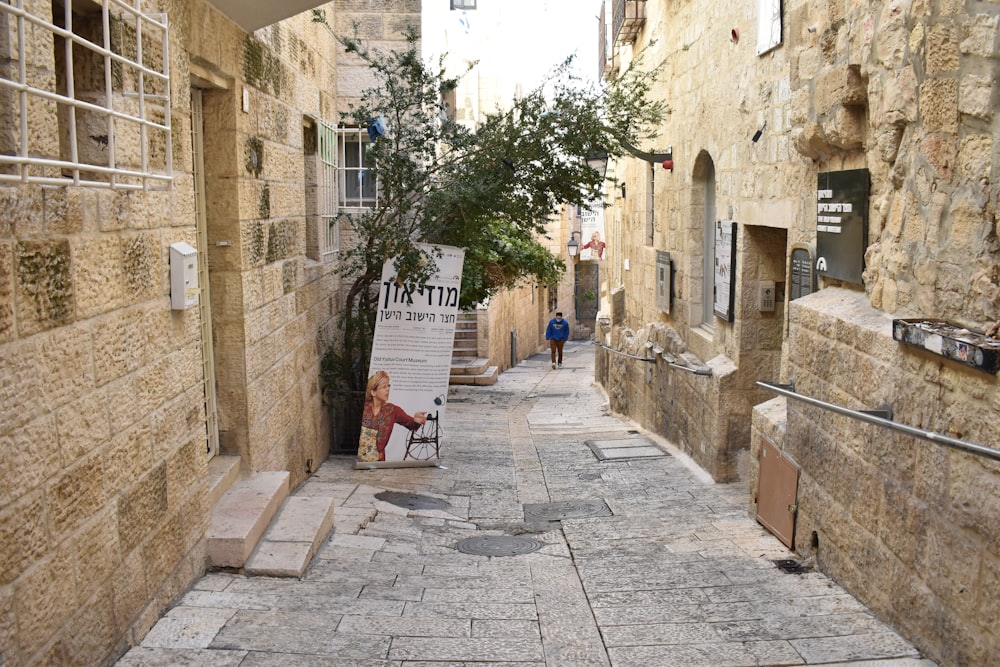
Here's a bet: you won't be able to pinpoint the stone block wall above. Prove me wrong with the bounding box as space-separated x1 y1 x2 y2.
754 288 999 666
0 183 208 666
0 1 420 664
601 0 1000 662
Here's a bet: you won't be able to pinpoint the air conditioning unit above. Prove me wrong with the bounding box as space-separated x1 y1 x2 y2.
655 250 672 314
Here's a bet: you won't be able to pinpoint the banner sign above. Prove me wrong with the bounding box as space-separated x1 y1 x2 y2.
579 202 606 261
357 244 465 468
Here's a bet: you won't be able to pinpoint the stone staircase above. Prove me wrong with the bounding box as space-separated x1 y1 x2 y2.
205 456 335 577
449 311 498 385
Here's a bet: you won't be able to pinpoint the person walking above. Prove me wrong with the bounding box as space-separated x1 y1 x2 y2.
545 311 570 369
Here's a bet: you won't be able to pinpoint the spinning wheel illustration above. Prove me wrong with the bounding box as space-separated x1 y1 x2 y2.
404 410 441 460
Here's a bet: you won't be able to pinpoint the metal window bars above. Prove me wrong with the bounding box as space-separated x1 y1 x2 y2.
0 0 171 190
316 118 339 256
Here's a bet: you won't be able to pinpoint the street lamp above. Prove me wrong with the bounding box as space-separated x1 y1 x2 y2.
586 152 609 179
567 231 582 259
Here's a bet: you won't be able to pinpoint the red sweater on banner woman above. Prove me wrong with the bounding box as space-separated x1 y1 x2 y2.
361 371 427 460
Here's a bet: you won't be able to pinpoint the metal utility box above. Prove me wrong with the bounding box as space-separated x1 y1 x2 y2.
756 436 799 549
169 241 199 310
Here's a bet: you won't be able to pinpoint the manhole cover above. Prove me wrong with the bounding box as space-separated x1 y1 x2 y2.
455 536 544 557
375 491 450 511
773 558 812 575
523 499 613 522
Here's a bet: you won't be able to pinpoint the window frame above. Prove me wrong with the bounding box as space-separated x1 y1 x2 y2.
336 126 379 208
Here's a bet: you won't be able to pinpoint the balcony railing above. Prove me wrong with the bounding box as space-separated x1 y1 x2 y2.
612 0 646 46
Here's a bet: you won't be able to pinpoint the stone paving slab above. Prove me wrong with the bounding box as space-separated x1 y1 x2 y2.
117 342 935 667
387 636 544 662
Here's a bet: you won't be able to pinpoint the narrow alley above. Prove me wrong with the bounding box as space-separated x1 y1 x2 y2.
118 342 936 667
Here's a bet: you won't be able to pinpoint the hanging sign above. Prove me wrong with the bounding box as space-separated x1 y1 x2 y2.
357 244 465 468
579 202 606 261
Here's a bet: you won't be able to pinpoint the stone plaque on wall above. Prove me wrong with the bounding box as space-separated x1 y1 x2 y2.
816 169 869 284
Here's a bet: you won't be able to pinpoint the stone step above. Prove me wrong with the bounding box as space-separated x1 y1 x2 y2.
453 329 477 339
450 365 499 386
207 471 290 569
452 349 479 358
451 356 491 375
206 455 241 509
244 496 336 578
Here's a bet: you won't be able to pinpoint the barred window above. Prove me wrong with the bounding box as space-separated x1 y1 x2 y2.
0 0 171 190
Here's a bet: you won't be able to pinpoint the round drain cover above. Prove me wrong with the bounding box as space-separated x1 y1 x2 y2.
375 491 450 511
455 536 544 557
523 499 612 522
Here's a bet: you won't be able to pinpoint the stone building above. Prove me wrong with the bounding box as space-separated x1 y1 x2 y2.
0 0 418 664
596 0 999 664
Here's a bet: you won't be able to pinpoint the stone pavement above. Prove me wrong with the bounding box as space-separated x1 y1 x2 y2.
118 342 937 667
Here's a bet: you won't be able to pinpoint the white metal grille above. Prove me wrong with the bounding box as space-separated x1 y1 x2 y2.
317 119 339 255
0 0 171 190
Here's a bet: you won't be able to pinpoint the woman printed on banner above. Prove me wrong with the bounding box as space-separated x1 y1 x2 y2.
358 370 427 462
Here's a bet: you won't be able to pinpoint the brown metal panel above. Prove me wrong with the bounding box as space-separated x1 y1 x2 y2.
756 436 799 549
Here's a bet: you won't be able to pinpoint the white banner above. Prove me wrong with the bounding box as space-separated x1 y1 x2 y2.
356 244 465 468
579 202 606 261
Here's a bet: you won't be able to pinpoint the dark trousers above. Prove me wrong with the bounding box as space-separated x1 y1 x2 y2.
549 339 565 364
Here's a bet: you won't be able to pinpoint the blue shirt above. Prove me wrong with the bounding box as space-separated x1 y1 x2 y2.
546 317 569 341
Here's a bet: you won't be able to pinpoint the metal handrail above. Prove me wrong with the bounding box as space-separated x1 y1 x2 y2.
594 342 712 376
757 381 1000 462
595 342 654 363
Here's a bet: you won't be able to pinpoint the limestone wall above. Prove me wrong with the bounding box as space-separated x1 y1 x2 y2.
0 1 419 664
760 288 999 666
601 0 1000 661
184 4 358 482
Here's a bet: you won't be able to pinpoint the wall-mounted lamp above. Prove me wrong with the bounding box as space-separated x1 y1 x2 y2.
567 231 582 259
597 132 675 172
620 137 673 172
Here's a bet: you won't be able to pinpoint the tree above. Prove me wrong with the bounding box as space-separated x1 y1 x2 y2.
322 27 665 410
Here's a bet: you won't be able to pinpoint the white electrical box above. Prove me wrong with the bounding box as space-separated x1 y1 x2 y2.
759 280 776 312
169 241 199 310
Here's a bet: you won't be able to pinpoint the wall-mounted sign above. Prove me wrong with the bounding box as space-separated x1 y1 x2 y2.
756 0 782 55
789 243 816 301
655 250 672 314
714 221 736 322
816 169 869 284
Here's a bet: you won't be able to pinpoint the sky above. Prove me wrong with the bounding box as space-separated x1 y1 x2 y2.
424 0 603 91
